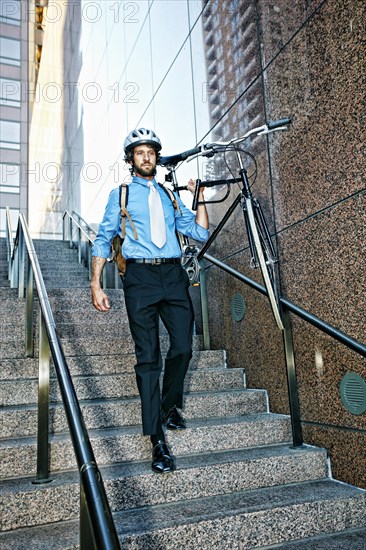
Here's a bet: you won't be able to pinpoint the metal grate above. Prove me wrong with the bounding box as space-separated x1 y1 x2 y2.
231 293 246 322
340 372 366 415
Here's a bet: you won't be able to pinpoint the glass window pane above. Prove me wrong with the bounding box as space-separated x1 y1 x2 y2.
0 1 21 25
0 78 21 107
0 120 21 149
0 37 21 66
0 163 20 187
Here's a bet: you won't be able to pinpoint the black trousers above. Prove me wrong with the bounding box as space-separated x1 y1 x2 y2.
123 262 194 435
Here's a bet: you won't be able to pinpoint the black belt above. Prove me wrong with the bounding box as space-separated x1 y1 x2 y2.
126 258 181 265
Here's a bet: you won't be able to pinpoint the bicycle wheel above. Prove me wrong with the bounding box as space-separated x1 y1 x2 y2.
245 197 284 330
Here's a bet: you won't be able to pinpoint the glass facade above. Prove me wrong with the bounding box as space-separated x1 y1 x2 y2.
76 0 211 225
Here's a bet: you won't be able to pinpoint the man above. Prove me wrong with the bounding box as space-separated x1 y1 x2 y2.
91 128 209 474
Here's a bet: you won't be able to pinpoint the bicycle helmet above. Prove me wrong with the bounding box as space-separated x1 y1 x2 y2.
123 128 162 154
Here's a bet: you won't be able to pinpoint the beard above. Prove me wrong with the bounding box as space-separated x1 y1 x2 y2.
134 163 156 177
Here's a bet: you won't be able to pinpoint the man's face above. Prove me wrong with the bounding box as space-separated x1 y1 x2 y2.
132 144 157 178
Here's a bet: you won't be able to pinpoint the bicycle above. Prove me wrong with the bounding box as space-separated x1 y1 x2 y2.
159 117 292 331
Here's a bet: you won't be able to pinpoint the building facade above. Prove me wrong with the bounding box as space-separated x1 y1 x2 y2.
0 0 29 236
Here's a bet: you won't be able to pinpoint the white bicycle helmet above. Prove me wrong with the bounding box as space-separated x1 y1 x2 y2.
124 128 162 153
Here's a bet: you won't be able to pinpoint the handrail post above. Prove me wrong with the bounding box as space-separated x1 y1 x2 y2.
281 307 303 447
88 242 92 281
25 258 34 357
62 213 66 241
33 311 52 484
69 216 73 249
10 242 18 288
18 228 25 298
78 226 82 263
199 260 211 350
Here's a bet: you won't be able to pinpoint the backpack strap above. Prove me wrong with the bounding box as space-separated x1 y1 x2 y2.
119 183 138 240
158 183 182 216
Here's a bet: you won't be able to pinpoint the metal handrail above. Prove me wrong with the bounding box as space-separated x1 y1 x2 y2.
62 211 121 290
202 253 366 448
71 210 98 236
63 210 94 242
204 253 366 357
5 208 120 550
62 211 96 282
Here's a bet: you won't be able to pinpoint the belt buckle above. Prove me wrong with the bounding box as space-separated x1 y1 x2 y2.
151 258 161 265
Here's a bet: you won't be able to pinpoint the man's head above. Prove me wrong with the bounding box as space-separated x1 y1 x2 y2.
124 128 162 177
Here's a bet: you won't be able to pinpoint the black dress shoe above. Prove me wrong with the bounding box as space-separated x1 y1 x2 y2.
164 406 186 430
151 441 175 473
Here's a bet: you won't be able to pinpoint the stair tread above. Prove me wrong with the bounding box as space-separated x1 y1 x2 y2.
1 412 289 447
266 527 366 549
1 444 326 492
0 480 364 549
1 387 260 412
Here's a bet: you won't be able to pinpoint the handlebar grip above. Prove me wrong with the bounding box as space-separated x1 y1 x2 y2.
192 179 201 211
181 146 201 159
159 146 202 167
267 116 292 129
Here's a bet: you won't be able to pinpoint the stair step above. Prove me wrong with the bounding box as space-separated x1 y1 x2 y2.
2 389 267 438
266 527 366 548
1 364 243 406
0 349 227 379
0 480 364 548
0 445 328 531
0 333 204 359
0 414 292 478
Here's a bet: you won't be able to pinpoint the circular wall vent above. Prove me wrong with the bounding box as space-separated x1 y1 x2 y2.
340 372 366 415
231 293 246 322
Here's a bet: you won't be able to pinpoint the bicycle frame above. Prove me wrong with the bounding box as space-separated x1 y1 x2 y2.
159 117 291 327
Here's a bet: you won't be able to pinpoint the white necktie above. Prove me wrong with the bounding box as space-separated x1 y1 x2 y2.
148 182 166 248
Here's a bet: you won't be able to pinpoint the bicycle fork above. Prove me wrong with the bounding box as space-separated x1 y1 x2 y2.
242 197 278 269
239 167 278 269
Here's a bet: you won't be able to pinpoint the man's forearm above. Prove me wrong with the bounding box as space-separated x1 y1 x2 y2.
91 256 106 288
195 192 209 229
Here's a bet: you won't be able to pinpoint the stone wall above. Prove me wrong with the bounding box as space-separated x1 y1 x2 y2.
203 0 365 488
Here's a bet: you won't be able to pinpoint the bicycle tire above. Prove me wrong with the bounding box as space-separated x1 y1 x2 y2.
245 198 284 330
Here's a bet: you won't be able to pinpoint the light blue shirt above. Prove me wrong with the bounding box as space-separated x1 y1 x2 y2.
92 176 209 259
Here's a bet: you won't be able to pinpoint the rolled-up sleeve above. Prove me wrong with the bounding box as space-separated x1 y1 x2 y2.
91 188 121 258
175 195 209 242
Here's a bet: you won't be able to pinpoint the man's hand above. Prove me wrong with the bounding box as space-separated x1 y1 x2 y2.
187 178 204 198
90 256 110 311
187 178 209 229
91 285 110 312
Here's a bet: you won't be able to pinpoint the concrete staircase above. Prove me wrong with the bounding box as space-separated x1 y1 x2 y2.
0 238 365 549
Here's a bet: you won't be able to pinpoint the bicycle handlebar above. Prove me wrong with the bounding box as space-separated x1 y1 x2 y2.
159 145 202 167
159 117 292 168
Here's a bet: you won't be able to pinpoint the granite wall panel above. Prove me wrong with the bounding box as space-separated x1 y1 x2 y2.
203 0 365 488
